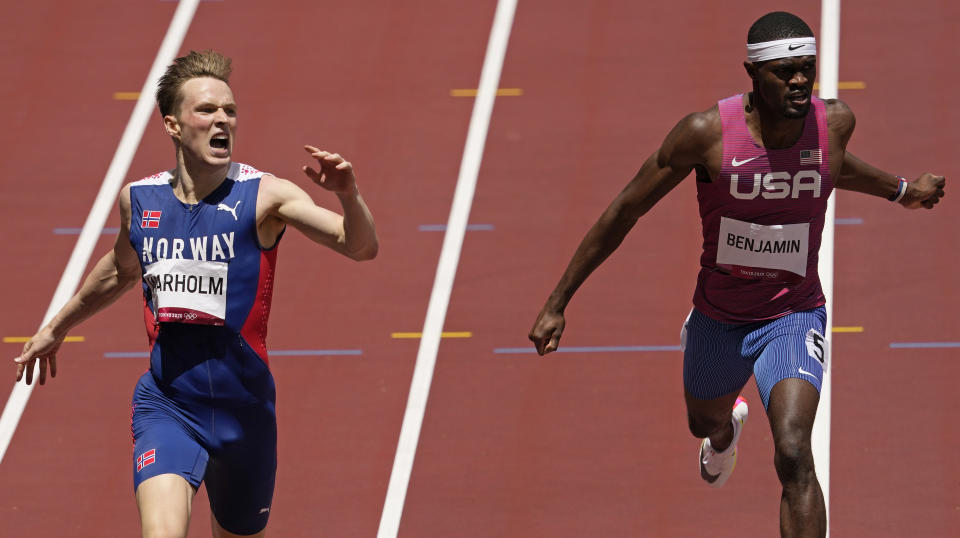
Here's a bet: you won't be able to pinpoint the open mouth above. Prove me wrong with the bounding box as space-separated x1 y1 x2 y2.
210 133 229 150
788 92 809 106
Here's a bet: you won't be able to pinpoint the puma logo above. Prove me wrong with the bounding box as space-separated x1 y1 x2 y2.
217 200 241 221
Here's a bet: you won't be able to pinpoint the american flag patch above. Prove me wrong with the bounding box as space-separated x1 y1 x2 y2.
800 150 822 165
137 449 156 471
141 210 162 229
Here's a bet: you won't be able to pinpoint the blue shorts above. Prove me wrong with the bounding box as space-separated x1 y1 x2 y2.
131 372 277 535
681 306 828 408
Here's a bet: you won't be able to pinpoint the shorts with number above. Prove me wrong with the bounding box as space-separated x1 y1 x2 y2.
680 306 828 409
131 371 277 535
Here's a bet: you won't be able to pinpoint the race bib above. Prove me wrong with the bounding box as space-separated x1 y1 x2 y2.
143 258 228 325
805 328 829 367
716 217 809 281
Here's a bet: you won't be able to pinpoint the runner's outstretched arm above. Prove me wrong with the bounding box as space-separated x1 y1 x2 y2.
826 99 945 209
837 151 945 209
260 146 379 260
14 186 141 385
529 111 717 355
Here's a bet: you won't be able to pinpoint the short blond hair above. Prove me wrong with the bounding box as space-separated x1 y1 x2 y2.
156 50 232 117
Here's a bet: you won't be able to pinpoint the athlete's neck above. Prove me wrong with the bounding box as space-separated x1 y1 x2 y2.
171 150 230 204
744 91 805 149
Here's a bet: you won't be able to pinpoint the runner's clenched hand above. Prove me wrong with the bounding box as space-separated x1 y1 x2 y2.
529 308 565 355
902 173 945 209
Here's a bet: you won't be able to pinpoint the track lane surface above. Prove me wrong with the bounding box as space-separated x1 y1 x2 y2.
398 1 956 537
830 1 958 535
399 1 817 536
0 2 183 535
2 1 955 536
1 0 498 536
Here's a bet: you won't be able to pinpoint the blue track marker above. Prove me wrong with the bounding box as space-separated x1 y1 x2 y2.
889 342 960 349
269 349 363 356
418 224 495 232
54 227 120 235
106 349 362 358
494 345 681 354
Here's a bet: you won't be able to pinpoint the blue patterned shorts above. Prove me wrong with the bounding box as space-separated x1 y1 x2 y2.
681 306 828 409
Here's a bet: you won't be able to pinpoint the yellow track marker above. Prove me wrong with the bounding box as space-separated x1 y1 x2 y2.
391 332 473 339
450 88 523 97
113 92 141 100
4 336 85 343
813 81 866 91
831 326 864 333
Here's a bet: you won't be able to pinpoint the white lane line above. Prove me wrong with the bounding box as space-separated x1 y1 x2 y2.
376 1 518 536
816 0 841 534
0 0 201 464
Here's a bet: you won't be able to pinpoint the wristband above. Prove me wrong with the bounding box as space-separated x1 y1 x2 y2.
888 176 908 203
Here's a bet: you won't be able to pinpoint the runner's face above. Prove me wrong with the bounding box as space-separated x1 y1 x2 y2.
756 56 816 119
170 77 237 167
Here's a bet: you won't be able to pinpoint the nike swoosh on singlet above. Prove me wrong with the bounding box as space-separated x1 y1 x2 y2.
731 156 760 167
798 367 818 378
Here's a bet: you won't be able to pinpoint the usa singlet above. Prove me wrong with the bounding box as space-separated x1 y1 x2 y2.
693 94 833 322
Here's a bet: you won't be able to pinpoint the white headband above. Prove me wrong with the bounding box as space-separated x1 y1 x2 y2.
746 37 816 62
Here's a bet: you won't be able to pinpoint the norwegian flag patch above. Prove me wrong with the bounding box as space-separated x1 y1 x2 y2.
137 449 156 471
141 210 162 229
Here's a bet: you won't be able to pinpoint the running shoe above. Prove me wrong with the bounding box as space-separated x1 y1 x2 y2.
699 396 748 488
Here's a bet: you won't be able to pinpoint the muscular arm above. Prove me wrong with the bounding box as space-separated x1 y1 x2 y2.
258 146 378 261
828 99 946 208
838 152 945 208
16 185 142 384
837 151 904 197
529 110 719 354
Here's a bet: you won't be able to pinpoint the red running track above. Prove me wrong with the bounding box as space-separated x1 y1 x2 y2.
0 1 956 536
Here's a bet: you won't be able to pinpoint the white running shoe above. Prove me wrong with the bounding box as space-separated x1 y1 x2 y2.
699 396 748 488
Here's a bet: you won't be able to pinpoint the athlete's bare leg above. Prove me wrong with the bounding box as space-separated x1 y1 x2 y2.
684 388 744 450
766 378 826 538
136 473 195 538
211 516 266 538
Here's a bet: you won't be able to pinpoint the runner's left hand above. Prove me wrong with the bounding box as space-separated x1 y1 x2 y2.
302 146 358 195
902 173 945 209
14 327 63 385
